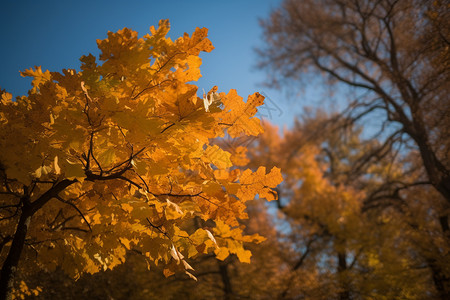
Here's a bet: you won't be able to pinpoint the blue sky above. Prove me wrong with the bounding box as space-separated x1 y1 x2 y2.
0 0 306 127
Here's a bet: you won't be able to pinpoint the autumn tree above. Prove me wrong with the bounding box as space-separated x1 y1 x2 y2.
0 20 283 299
258 0 449 222
245 117 441 299
12 193 288 300
258 0 450 297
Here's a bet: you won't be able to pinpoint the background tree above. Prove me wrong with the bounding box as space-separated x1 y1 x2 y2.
258 0 450 297
258 0 449 212
0 20 283 299
246 117 442 299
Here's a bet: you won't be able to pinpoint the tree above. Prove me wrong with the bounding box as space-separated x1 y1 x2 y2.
13 195 288 300
258 0 449 218
247 118 439 299
0 20 283 299
258 1 450 296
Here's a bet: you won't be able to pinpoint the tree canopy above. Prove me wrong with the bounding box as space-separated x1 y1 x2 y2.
258 0 449 204
258 0 450 298
0 20 282 299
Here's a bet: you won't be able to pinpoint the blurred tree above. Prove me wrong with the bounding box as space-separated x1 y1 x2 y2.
258 1 450 297
247 118 441 299
258 0 449 222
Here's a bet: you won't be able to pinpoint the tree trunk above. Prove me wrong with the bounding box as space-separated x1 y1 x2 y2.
409 117 450 204
0 209 32 300
439 215 450 238
337 251 350 300
218 260 233 300
427 258 450 300
0 179 74 300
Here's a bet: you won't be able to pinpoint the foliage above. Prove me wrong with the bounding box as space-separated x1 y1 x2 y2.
258 0 449 207
28 115 447 300
244 119 439 299
0 20 282 299
18 199 286 300
258 0 450 297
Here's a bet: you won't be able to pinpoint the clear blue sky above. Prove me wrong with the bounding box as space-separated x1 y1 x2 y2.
0 0 306 127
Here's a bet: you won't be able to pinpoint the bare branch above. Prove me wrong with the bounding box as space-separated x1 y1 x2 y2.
55 195 92 232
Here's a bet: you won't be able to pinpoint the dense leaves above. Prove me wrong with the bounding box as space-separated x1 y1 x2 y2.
2 0 448 298
258 1 450 297
0 20 282 299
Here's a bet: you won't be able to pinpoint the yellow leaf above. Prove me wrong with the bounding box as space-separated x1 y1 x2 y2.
230 146 250 166
205 145 232 169
182 260 195 271
1 91 12 104
97 148 116 167
237 166 283 201
236 249 252 263
189 228 210 245
202 181 223 196
148 163 169 176
20 66 52 92
64 160 85 181
170 244 180 263
119 238 132 250
216 90 265 137
33 165 52 179
215 247 230 261
206 229 218 247
54 156 61 175
131 159 147 175
185 271 198 281
165 199 183 220
163 267 175 278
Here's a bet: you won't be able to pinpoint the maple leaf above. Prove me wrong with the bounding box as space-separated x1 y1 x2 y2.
237 167 283 201
215 90 265 138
